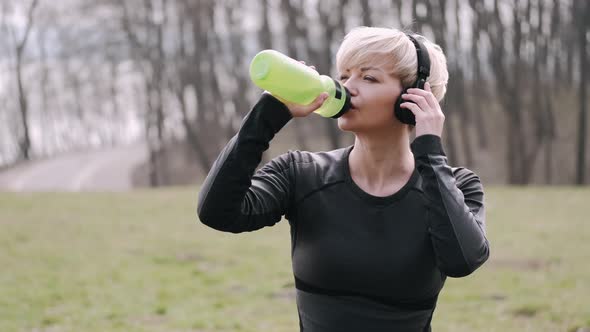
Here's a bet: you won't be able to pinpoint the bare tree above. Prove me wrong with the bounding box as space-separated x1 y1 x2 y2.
35 19 54 155
468 0 489 151
119 0 169 186
315 0 349 150
360 0 373 26
528 0 556 184
482 0 533 184
281 0 312 151
575 0 588 185
188 0 228 169
8 0 40 160
259 0 272 50
167 0 211 172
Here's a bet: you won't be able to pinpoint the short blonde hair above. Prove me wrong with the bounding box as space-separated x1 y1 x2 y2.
336 27 448 102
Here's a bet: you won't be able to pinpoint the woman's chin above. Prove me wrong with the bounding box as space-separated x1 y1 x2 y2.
337 113 357 132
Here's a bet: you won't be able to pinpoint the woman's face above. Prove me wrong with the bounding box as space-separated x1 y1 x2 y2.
336 65 403 133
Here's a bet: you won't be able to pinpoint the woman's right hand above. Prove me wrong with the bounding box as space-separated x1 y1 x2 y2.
265 62 329 118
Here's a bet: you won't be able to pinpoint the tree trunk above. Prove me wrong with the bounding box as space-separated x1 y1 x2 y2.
360 0 372 26
259 0 272 50
282 0 310 151
16 53 31 160
108 58 121 146
457 71 474 167
37 28 52 155
575 1 588 185
153 21 166 185
177 87 211 172
169 0 211 173
444 111 458 165
315 0 348 150
467 0 489 150
13 0 39 160
543 90 555 184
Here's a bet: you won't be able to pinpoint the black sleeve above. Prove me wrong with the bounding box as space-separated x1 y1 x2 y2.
197 93 294 233
411 134 490 277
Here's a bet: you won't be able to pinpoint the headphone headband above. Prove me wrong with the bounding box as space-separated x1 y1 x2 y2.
393 34 432 125
406 34 431 88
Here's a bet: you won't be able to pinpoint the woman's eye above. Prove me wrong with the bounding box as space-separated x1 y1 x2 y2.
364 76 376 82
339 76 349 81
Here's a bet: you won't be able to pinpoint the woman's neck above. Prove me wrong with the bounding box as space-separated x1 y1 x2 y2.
349 128 415 194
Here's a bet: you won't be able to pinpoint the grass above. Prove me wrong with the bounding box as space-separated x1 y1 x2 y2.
0 186 589 332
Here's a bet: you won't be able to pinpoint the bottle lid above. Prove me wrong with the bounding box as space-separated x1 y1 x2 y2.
330 86 352 118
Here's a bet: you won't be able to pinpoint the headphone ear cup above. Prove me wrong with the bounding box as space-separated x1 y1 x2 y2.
394 89 416 125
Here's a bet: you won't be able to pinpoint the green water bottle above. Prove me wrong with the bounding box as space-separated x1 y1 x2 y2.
249 49 351 118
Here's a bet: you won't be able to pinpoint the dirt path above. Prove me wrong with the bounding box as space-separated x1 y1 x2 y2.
0 143 147 192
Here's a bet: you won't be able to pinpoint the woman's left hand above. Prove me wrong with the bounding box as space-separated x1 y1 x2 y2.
400 82 445 138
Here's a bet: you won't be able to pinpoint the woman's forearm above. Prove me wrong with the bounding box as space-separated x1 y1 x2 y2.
197 94 293 233
411 134 490 277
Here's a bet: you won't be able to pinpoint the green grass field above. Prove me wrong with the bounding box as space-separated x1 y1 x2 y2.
1 187 589 332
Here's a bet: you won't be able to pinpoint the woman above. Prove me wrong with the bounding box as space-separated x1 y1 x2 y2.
197 26 490 332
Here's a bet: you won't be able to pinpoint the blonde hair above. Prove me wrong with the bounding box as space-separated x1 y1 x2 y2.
336 27 449 102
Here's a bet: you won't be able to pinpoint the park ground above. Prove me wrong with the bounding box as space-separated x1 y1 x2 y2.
0 186 589 332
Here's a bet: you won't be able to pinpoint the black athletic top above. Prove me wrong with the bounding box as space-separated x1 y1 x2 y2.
197 94 490 332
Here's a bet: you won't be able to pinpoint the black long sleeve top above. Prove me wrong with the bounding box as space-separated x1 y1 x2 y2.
197 94 490 332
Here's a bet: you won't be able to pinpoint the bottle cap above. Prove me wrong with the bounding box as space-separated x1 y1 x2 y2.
330 86 352 118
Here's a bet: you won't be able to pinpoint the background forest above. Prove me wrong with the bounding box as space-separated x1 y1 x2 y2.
1 0 589 186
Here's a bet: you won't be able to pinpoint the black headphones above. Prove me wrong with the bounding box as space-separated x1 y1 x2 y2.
393 34 431 125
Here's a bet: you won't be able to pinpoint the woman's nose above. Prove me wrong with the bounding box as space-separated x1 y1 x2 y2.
342 79 358 96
